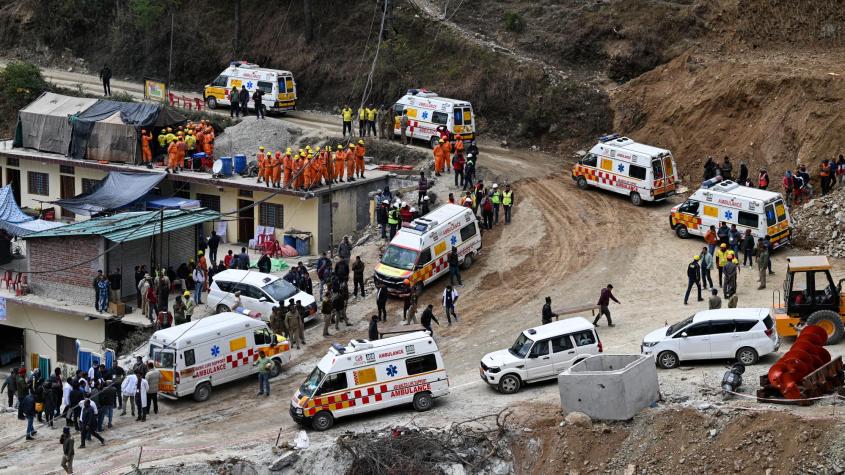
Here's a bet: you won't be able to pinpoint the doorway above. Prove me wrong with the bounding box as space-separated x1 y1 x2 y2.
0 325 24 370
238 199 255 244
6 168 21 205
60 175 76 219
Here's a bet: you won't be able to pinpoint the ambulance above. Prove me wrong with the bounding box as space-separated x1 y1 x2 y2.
669 180 792 249
203 61 297 113
393 89 476 147
148 313 291 402
289 331 449 430
373 203 481 296
572 134 679 206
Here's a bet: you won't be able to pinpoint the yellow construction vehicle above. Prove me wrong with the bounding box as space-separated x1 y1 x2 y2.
773 256 845 344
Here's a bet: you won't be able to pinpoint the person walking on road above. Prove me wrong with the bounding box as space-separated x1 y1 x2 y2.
22 390 36 440
375 283 388 322
442 285 459 325
403 286 418 325
541 297 558 324
502 184 514 224
285 301 303 350
684 255 703 305
134 371 149 422
99 65 112 96
755 238 769 290
79 399 104 447
60 426 75 474
352 256 366 298
594 284 620 327
420 304 440 335
321 293 334 337
254 351 272 396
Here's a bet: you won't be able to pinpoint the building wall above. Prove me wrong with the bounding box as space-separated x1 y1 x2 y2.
318 176 388 252
4 300 105 373
27 235 105 306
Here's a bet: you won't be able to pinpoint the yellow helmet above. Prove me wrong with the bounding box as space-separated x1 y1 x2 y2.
337 144 343 149
166 127 172 132
348 143 354 148
259 146 265 150
358 140 364 145
306 145 312 151
183 291 190 298
267 152 272 157
286 147 292 153
439 139 445 143
693 255 700 260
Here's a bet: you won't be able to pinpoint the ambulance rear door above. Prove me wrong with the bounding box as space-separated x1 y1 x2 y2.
153 347 176 393
452 105 474 138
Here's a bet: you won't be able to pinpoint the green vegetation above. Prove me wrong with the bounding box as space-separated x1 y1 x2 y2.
503 12 525 34
0 61 50 136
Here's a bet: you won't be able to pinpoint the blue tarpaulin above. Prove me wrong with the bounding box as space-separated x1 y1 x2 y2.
146 197 201 209
0 184 65 237
52 171 166 216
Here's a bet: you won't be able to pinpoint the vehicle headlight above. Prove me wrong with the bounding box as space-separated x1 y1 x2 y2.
295 408 303 415
487 367 501 374
642 341 658 348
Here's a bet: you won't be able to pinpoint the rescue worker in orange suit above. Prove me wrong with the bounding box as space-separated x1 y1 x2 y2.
140 129 153 168
264 152 273 185
256 146 266 183
355 140 366 179
320 146 331 185
271 151 282 188
433 139 446 176
283 148 293 187
293 154 304 190
302 154 312 190
346 143 356 181
334 145 345 183
203 124 214 158
442 137 452 174
176 136 188 172
166 138 178 174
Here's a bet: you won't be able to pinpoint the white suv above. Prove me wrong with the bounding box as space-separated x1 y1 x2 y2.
480 317 603 394
209 269 317 323
641 308 779 369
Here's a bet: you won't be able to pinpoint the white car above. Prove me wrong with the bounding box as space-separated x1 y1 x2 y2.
479 317 603 394
208 269 317 323
642 308 779 369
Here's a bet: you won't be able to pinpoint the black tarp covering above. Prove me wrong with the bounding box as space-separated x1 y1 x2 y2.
52 171 166 216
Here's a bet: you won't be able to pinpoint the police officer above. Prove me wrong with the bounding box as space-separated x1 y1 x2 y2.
684 255 703 305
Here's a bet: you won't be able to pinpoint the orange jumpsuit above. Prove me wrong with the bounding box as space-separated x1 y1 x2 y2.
204 126 214 157
443 141 452 171
306 157 316 189
272 152 282 187
195 131 205 158
256 152 266 183
433 144 445 173
355 145 366 177
293 157 304 189
283 153 293 187
177 139 187 169
167 141 178 170
321 150 331 183
334 151 345 181
141 132 153 163
454 139 464 159
345 147 355 179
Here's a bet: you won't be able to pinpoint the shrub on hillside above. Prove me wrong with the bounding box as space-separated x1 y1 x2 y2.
0 61 49 106
504 12 525 34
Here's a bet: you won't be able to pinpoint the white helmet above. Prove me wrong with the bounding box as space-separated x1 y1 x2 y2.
382 200 388 204
410 207 417 213
492 183 499 188
401 201 407 207
423 196 430 201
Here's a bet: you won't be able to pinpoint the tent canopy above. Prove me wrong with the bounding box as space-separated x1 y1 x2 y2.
52 171 166 216
14 92 98 154
0 184 65 237
69 99 186 162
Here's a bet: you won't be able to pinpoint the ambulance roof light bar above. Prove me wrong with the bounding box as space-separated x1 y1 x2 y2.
407 88 438 98
598 133 620 143
330 343 346 354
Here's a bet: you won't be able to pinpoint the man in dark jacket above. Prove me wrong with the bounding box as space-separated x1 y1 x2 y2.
253 88 265 119
420 304 439 335
369 315 379 341
720 156 733 181
448 247 462 286
21 390 36 440
99 65 111 96
207 230 221 264
352 256 366 298
79 399 104 447
15 369 27 420
337 236 352 261
684 255 703 305
541 297 558 324
97 381 116 431
417 171 429 205
239 87 250 114
377 200 389 239
1 368 16 408
334 256 350 294
594 284 620 327
237 247 250 270
376 283 388 322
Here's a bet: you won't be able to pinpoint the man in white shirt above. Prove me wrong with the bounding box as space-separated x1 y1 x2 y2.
442 285 459 325
120 372 137 417
192 267 205 305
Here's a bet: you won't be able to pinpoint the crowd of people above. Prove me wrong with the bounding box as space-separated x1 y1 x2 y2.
253 140 369 191
137 120 216 172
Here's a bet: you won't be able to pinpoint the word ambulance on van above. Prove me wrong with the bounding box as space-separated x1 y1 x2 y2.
393 89 476 148
204 61 297 113
572 134 679 206
289 331 449 430
373 204 481 296
670 180 791 248
148 313 291 402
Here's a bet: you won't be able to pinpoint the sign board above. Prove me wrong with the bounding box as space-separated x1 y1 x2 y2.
144 78 167 102
0 296 5 320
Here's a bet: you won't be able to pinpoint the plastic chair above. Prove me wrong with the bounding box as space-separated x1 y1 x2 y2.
9 273 22 290
2 270 14 289
183 96 193 110
262 240 275 256
168 92 176 107
194 98 204 111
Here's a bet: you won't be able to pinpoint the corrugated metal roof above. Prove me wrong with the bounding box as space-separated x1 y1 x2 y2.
24 209 220 243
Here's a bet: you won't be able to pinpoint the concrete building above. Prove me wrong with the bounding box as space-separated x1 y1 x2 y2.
0 140 389 254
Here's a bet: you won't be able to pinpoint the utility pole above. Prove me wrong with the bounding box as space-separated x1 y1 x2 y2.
167 12 174 91
159 208 164 272
303 0 313 44
234 0 241 57
328 159 334 258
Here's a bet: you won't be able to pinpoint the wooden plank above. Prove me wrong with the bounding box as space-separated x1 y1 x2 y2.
378 325 427 338
552 304 600 317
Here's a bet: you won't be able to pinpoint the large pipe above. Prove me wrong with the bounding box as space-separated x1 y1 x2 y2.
767 325 831 399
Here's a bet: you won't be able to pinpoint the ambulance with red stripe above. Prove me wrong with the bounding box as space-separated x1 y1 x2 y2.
290 332 449 430
572 134 679 206
373 203 481 296
148 312 291 402
670 180 792 248
393 89 476 148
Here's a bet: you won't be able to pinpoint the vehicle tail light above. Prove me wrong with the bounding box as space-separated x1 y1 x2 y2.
174 372 180 384
598 339 603 353
765 328 774 337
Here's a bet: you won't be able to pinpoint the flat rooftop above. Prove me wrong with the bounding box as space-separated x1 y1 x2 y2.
0 140 390 196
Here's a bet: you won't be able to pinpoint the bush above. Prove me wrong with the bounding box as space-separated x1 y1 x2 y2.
0 61 48 105
503 12 526 33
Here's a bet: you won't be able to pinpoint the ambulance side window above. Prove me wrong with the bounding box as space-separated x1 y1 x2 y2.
183 349 195 367
629 165 647 180
316 372 348 395
432 111 448 125
738 211 758 228
257 81 273 94
679 200 699 215
460 223 477 241
211 75 228 87
582 153 598 167
417 248 432 268
254 329 272 345
406 354 438 375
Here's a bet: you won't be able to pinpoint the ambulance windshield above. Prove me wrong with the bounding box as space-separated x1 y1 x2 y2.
509 333 534 358
381 245 419 271
300 367 326 397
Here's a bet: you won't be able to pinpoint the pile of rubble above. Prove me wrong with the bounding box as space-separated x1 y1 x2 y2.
791 187 845 256
214 116 303 158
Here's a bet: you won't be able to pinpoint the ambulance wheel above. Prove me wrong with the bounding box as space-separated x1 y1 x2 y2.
577 177 588 190
270 359 283 378
206 96 217 109
430 137 439 149
216 304 231 314
630 192 643 207
193 382 211 402
498 374 521 394
412 391 434 412
675 225 690 239
460 253 473 270
311 411 334 431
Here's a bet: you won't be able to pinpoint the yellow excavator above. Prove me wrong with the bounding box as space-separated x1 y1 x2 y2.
773 256 845 345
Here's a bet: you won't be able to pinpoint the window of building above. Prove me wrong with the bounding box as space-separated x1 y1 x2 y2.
60 165 75 175
183 349 196 367
6 158 19 167
196 193 221 212
57 335 76 364
628 165 647 181
406 354 438 375
27 171 49 195
738 211 758 228
81 178 100 194
239 189 253 198
259 203 284 228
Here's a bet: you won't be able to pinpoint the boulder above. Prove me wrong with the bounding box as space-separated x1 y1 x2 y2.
564 411 592 428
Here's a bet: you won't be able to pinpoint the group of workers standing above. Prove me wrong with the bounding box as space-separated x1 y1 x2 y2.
255 140 368 190
341 104 393 139
138 120 216 173
228 85 267 119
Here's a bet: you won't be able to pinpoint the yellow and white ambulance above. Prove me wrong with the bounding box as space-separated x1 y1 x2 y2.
289 331 449 430
373 203 481 296
572 134 679 206
148 312 291 402
670 180 792 249
393 89 476 147
203 61 297 112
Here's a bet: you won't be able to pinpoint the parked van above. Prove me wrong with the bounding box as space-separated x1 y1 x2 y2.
572 134 679 206
670 180 791 249
148 313 291 402
393 89 476 147
204 61 297 112
208 269 317 322
373 204 481 296
641 308 779 369
289 331 449 430
479 317 603 394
